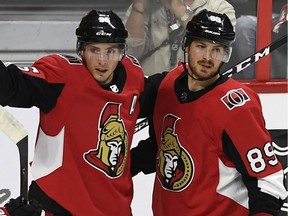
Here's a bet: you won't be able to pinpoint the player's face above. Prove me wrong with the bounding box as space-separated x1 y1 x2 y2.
82 43 124 85
187 40 224 80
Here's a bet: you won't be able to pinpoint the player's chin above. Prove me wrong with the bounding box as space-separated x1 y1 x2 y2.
96 74 113 85
198 69 211 77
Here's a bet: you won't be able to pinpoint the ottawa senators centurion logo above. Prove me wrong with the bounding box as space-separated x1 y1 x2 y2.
83 102 128 178
156 114 194 191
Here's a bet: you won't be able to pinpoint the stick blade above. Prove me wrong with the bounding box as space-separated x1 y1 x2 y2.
0 105 28 203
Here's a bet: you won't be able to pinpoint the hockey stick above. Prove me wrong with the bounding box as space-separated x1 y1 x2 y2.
134 35 287 134
222 34 287 77
0 106 28 204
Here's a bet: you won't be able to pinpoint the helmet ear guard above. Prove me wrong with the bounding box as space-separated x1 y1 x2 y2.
181 35 192 51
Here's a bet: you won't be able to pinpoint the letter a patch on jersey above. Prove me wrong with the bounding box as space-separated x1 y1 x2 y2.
221 88 250 110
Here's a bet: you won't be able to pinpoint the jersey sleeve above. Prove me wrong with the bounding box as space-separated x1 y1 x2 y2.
0 55 66 112
139 72 167 118
131 118 158 176
221 93 287 214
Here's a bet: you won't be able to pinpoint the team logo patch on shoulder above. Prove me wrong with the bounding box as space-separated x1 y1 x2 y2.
127 55 141 68
221 88 250 110
58 54 82 65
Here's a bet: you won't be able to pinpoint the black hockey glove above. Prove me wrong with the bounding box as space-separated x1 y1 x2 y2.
0 196 43 216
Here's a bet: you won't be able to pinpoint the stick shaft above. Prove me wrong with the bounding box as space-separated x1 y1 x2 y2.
0 106 28 203
222 34 287 77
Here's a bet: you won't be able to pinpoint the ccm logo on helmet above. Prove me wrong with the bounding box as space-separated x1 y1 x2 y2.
96 31 112 36
221 88 251 110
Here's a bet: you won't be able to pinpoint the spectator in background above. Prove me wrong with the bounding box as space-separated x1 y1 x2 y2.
125 0 236 76
222 0 287 79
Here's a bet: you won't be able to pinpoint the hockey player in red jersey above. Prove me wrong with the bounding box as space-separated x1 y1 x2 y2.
132 9 287 216
0 10 144 215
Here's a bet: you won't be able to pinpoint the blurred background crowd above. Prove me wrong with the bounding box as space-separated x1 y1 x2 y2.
0 0 287 79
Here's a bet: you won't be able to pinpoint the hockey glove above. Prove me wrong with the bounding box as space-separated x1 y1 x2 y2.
0 196 43 216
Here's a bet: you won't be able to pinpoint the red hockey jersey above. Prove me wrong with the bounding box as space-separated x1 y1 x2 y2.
151 66 286 216
14 54 144 215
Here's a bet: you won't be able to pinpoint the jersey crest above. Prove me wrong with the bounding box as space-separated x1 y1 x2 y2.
83 102 128 178
156 114 194 192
